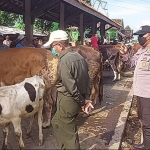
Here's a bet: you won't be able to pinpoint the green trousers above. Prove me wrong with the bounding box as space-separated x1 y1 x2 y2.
51 92 80 150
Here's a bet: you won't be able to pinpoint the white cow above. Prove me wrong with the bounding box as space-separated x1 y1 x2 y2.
0 75 45 149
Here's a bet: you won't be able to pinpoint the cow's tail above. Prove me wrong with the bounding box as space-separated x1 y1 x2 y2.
99 52 103 103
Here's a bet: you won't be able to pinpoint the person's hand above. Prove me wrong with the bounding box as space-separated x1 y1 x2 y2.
81 100 94 114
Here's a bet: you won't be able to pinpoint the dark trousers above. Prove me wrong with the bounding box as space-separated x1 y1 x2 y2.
137 96 150 150
51 92 80 150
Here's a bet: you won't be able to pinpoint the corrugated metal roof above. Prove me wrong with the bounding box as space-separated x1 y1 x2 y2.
0 26 47 36
0 0 121 29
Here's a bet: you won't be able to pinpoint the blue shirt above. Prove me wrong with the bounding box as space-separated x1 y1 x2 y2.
16 43 24 48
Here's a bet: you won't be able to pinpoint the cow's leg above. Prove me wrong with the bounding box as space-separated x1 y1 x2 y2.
92 76 100 106
26 114 35 138
38 99 44 146
42 101 53 128
99 62 103 103
112 69 118 81
2 126 9 150
43 88 57 129
12 118 24 149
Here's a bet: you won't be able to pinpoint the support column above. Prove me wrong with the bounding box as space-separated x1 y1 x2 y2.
92 17 97 35
79 13 84 45
60 2 65 30
100 22 106 44
25 0 33 42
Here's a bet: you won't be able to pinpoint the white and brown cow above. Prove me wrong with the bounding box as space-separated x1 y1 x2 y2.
0 75 45 149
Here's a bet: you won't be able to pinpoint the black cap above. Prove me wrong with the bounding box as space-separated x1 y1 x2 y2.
134 25 150 35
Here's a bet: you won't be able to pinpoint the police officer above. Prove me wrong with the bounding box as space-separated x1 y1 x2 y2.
133 25 150 150
42 30 93 149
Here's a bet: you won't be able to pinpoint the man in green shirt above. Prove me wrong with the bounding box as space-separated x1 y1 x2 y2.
42 30 93 149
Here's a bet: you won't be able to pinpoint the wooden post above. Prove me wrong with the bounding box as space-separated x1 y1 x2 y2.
79 13 84 45
92 17 97 35
100 22 106 44
25 0 33 43
60 2 65 30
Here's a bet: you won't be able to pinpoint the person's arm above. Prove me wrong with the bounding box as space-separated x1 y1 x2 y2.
60 61 85 106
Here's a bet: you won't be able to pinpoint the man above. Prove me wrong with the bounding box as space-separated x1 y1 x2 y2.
16 34 27 48
91 33 99 49
42 30 93 149
28 37 40 48
132 25 150 150
0 35 8 50
3 35 12 47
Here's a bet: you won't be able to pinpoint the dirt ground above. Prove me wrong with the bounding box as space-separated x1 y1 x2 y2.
120 96 141 150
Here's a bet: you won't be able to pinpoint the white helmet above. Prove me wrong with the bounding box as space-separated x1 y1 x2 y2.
42 30 68 48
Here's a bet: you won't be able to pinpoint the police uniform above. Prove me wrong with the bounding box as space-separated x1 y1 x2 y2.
133 25 150 149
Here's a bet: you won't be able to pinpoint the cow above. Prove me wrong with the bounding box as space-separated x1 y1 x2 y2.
72 45 103 105
0 75 45 149
0 47 58 131
0 46 103 129
99 44 132 81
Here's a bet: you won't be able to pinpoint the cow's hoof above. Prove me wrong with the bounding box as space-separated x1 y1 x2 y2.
39 139 44 146
42 125 50 129
2 144 8 150
112 79 117 82
42 122 50 129
82 113 90 118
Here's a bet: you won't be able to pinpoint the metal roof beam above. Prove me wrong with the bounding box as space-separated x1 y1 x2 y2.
31 0 56 17
5 0 25 15
63 0 120 29
65 11 81 24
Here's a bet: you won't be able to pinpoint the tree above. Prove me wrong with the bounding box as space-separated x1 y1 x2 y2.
125 25 131 30
0 11 55 34
83 0 91 5
0 11 19 26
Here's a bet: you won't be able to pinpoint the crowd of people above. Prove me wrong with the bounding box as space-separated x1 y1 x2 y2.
0 33 48 50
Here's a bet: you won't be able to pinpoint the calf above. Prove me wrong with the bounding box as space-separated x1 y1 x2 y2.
0 75 45 149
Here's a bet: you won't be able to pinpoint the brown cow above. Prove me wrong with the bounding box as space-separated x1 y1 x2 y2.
99 44 132 80
72 45 103 104
0 46 103 129
0 47 58 132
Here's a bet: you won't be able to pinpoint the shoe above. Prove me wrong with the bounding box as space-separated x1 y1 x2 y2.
133 143 145 149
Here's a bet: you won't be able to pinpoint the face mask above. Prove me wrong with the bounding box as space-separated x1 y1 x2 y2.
138 36 147 46
51 48 59 56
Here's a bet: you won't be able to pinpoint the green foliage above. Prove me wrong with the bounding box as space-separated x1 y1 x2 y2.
83 0 91 5
0 11 57 34
0 11 19 26
34 19 54 33
14 15 25 30
125 25 131 30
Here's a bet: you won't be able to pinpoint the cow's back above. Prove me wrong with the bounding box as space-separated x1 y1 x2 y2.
0 48 58 87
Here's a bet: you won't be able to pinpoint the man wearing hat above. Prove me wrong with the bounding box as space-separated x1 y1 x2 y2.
42 30 93 149
133 25 150 150
16 34 26 48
